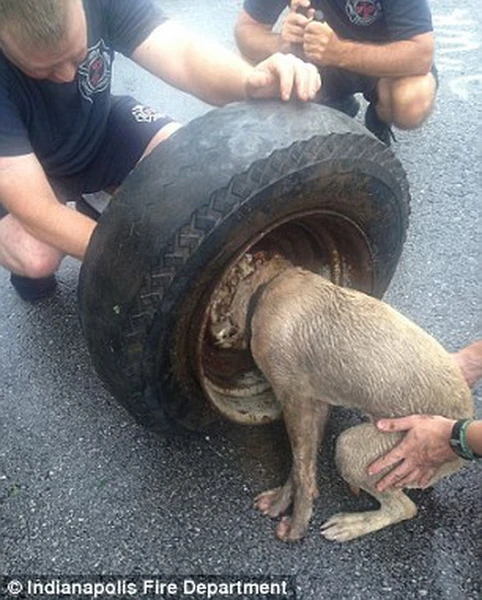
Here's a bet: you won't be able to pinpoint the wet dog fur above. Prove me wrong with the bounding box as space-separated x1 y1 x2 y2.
228 255 473 542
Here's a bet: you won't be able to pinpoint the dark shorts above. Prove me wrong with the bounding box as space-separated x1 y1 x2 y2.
54 95 174 198
320 64 439 105
0 95 174 217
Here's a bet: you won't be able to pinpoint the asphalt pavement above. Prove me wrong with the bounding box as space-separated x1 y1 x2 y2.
1 1 481 599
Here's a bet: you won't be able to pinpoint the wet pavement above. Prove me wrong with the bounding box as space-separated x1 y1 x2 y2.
1 1 481 599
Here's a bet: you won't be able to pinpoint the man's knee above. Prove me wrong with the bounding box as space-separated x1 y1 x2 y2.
384 73 437 130
139 121 182 162
5 243 63 278
0 215 63 277
17 249 63 279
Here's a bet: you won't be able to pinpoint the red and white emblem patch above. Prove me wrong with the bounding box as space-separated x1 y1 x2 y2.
345 0 382 26
78 39 112 102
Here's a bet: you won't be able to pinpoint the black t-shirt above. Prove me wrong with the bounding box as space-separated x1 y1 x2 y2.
243 0 433 43
0 0 167 177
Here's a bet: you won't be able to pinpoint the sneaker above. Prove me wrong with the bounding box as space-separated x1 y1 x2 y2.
364 102 396 145
10 273 57 302
324 94 360 118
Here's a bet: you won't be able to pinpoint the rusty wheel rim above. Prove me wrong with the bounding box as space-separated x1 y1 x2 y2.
190 209 373 425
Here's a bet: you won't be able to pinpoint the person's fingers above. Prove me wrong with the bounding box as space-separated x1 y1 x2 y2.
248 54 294 101
293 63 309 101
247 54 320 102
419 469 437 489
309 64 322 98
303 21 317 38
374 460 413 492
283 13 310 43
291 13 311 26
375 415 418 433
302 32 319 61
293 61 320 100
304 20 327 48
394 468 423 489
276 56 295 101
290 0 311 11
282 27 306 45
368 440 408 476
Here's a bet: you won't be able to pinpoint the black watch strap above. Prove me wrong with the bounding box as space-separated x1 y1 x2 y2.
450 419 482 460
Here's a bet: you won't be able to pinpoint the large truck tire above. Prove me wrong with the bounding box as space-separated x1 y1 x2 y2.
78 100 410 431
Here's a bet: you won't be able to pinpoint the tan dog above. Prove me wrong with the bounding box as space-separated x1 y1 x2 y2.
226 254 473 542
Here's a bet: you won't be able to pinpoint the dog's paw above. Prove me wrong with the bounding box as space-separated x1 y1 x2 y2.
275 516 306 542
320 511 383 542
320 513 366 542
254 486 292 518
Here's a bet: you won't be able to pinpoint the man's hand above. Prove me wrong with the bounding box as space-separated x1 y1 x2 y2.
303 20 341 66
367 415 458 492
280 1 314 50
0 154 96 263
245 52 321 102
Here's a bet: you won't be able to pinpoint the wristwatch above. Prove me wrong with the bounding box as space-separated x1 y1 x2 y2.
449 419 482 460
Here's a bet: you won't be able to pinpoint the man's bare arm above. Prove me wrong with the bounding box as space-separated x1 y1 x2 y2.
132 20 251 105
235 9 287 63
0 154 96 260
132 20 319 105
304 25 434 77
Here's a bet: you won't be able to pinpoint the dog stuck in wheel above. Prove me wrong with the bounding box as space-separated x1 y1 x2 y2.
211 252 473 543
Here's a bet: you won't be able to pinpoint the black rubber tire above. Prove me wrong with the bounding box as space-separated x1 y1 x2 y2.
78 100 410 431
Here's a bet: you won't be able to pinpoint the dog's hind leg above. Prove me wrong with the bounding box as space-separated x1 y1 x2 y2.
321 422 419 542
321 422 464 541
